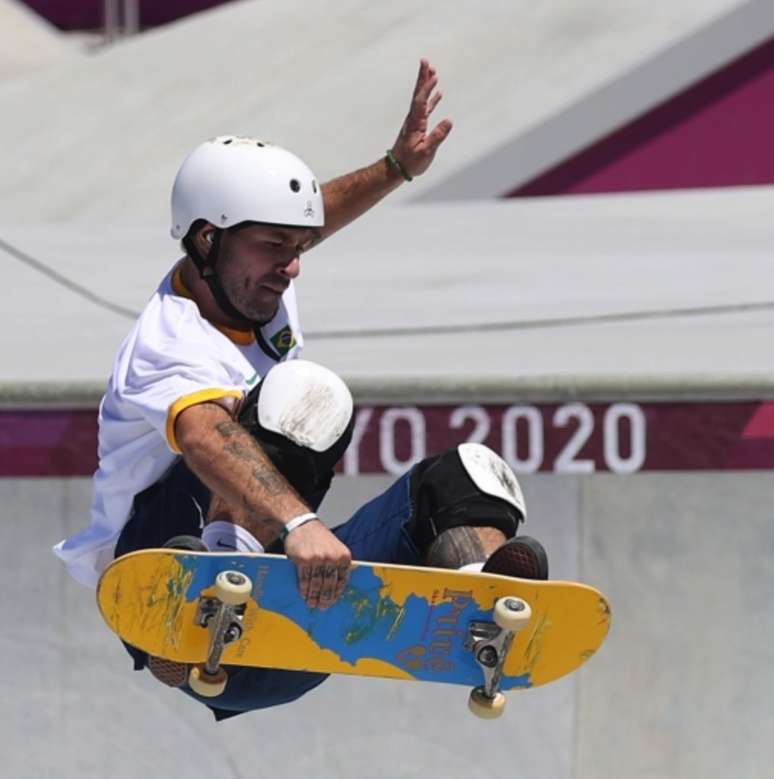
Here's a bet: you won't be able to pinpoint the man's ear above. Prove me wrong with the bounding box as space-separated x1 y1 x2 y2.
194 223 216 256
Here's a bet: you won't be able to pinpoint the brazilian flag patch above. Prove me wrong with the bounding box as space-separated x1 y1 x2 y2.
270 325 297 355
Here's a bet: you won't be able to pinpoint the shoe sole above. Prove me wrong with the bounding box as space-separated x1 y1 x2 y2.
482 535 549 580
147 536 207 687
148 655 188 688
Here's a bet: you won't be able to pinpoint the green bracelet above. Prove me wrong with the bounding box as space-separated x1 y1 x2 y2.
385 149 413 182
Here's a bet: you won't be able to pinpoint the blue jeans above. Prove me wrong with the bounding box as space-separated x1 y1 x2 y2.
117 466 420 720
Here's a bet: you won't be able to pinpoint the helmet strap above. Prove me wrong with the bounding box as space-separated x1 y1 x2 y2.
188 228 249 324
185 227 280 348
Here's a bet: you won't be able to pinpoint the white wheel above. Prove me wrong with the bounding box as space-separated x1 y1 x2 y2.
493 597 531 632
188 665 228 697
468 688 506 719
214 570 252 605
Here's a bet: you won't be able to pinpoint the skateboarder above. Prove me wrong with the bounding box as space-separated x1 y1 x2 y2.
54 60 548 719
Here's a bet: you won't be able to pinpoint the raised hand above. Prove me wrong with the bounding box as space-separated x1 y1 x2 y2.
391 58 453 178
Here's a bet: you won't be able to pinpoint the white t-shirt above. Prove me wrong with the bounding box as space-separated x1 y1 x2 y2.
53 263 303 587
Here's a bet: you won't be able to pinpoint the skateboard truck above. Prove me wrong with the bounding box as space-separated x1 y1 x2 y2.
465 597 532 719
188 571 253 698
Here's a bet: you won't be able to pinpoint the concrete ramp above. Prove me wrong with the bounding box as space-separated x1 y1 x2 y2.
0 0 748 220
576 472 774 779
0 0 80 79
4 471 772 777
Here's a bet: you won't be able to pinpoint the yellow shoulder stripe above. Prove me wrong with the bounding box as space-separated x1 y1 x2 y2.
166 388 244 453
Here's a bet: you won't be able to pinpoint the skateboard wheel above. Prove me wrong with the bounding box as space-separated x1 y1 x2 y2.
493 596 531 632
468 688 506 719
188 665 228 697
214 571 253 605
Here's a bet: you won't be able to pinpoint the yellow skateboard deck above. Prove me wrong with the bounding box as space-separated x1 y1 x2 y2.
98 550 610 692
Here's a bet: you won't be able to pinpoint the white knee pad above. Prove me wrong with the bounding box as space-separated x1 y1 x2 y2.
257 360 353 451
456 443 527 520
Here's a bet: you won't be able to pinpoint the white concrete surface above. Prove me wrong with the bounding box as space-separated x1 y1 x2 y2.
5 474 578 779
2 186 774 389
416 0 774 201
0 0 80 79
4 471 773 778
576 472 774 779
0 0 752 220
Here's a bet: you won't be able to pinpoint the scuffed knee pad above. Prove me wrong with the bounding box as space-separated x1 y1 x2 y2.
239 360 354 507
457 443 527 519
407 443 526 555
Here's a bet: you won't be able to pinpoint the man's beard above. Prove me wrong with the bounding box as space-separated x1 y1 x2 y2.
249 307 277 327
220 276 279 325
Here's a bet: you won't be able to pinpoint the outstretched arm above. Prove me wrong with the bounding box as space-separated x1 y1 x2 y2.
317 59 453 241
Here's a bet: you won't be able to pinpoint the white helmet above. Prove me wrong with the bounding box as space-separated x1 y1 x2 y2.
170 135 324 239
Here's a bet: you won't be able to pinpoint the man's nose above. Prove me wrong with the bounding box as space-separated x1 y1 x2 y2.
278 254 301 279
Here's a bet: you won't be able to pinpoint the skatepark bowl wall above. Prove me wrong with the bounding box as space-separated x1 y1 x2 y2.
2 383 773 779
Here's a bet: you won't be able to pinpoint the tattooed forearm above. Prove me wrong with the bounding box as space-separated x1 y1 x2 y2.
221 440 287 497
207 493 282 546
216 422 292 499
178 403 308 531
250 468 288 497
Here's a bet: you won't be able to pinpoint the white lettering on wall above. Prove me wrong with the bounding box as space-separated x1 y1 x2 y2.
379 407 427 475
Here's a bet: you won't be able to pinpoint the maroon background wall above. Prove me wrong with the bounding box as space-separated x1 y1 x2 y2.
4 401 774 476
509 36 774 197
21 0 233 30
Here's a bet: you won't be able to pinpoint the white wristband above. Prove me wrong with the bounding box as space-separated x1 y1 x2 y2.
280 512 319 539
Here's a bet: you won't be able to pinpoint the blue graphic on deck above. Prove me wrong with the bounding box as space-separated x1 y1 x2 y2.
178 554 533 688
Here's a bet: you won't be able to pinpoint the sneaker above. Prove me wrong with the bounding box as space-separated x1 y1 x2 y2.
147 535 209 688
482 535 548 580
162 535 209 553
147 655 189 688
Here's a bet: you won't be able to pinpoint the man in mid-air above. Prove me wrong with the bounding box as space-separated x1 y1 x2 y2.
54 60 548 720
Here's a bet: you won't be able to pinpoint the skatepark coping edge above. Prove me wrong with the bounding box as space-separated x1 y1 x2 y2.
2 374 774 408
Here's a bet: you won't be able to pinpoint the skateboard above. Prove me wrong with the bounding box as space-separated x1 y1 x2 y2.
97 550 610 718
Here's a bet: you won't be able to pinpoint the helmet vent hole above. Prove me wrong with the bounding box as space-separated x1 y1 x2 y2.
289 179 301 193
256 141 265 148
312 180 318 193
223 139 233 145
